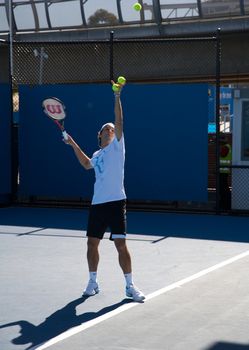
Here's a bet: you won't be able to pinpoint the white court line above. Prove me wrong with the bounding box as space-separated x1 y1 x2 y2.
32 249 249 350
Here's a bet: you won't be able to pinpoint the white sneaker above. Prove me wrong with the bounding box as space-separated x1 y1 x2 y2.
83 280 99 296
126 284 145 302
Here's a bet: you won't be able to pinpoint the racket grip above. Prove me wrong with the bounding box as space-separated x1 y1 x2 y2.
62 130 68 140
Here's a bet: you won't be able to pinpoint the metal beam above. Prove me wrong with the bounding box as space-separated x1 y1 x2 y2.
5 0 17 35
80 0 87 26
197 0 203 18
153 0 162 35
30 0 40 31
44 0 52 29
117 0 124 24
240 0 245 15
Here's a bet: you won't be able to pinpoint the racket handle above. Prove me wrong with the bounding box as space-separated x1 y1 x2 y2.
62 130 68 140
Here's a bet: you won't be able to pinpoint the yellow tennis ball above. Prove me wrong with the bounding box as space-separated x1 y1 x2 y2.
133 2 142 11
112 83 120 92
117 76 126 85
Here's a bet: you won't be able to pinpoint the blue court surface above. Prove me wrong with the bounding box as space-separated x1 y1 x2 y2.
1 207 249 350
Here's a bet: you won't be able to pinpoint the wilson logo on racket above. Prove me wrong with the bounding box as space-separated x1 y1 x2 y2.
42 97 68 140
46 104 63 116
42 97 66 120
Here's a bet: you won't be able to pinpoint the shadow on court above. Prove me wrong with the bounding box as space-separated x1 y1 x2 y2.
206 342 249 349
0 297 132 350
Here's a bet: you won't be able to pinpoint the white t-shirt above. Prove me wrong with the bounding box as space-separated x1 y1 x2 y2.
90 135 126 205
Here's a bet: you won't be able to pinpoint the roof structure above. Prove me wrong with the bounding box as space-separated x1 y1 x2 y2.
0 0 249 40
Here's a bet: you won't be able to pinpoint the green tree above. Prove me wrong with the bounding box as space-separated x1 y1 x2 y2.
88 9 118 26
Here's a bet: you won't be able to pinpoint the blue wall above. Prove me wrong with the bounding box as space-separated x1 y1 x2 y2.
18 83 208 202
0 84 12 201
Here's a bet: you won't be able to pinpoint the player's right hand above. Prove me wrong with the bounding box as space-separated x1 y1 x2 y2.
63 134 74 146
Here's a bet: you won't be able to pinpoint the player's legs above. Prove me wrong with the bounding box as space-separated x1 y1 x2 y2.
114 238 131 274
83 200 145 300
86 203 107 271
83 203 106 297
83 237 101 296
110 200 145 301
87 236 100 272
114 238 145 302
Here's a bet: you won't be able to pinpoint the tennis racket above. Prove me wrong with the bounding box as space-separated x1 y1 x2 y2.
42 97 68 140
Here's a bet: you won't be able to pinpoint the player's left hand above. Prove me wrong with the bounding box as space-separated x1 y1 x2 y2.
111 80 123 95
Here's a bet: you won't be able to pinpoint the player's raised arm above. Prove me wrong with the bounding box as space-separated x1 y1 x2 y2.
65 135 92 170
111 77 126 141
114 93 123 141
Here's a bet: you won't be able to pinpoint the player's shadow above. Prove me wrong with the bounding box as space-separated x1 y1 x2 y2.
0 297 132 350
206 342 249 349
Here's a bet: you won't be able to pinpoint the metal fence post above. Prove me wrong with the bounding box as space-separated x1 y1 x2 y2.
109 30 114 82
215 28 221 214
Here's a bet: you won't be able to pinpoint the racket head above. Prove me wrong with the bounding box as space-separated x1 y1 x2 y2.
42 97 66 120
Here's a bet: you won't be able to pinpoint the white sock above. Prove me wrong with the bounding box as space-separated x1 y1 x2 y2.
89 271 97 282
124 273 133 287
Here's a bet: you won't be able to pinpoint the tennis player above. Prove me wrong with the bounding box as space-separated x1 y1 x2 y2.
64 83 145 302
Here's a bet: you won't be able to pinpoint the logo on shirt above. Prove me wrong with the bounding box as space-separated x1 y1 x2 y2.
92 153 104 174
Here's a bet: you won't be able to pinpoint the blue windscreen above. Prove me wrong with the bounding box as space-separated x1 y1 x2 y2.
0 84 12 200
124 83 208 201
18 83 208 201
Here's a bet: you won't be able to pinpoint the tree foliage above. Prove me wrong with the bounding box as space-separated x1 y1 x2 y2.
88 9 118 26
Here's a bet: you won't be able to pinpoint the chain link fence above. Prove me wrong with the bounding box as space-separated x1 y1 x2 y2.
231 166 249 212
12 37 217 86
112 38 217 83
13 41 110 85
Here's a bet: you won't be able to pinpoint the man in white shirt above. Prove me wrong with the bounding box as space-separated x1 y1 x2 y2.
65 83 145 302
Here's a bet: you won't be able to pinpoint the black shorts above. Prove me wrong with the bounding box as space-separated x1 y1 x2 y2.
87 199 127 240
